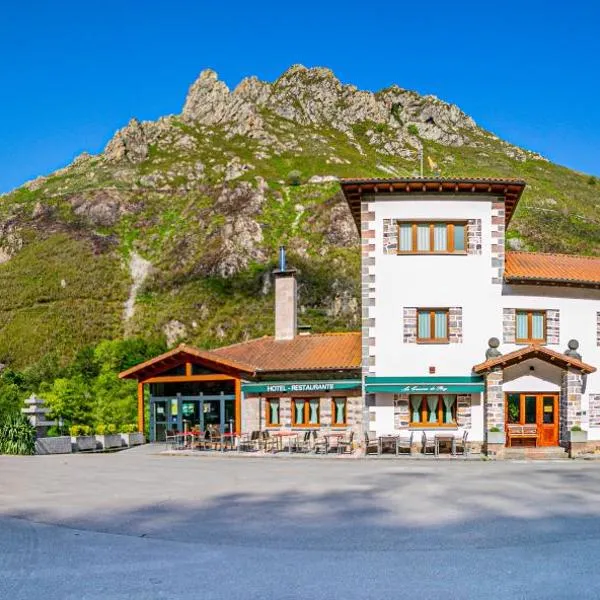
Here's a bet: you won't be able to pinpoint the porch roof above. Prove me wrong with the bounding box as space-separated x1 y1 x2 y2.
472 345 597 375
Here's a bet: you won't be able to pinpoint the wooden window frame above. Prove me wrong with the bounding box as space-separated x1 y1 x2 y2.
265 398 280 427
291 398 320 427
397 221 467 255
331 397 348 427
416 308 450 344
409 395 458 428
515 309 547 344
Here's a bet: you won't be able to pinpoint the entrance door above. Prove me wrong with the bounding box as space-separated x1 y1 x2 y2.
152 400 168 442
506 393 559 446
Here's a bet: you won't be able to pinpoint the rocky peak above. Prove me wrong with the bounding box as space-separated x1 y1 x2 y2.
182 69 232 124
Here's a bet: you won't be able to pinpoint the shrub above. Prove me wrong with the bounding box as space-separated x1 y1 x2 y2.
95 423 107 435
286 170 302 186
489 426 501 433
407 124 419 136
96 423 117 435
571 424 582 432
0 413 36 455
106 424 117 434
588 176 597 186
69 424 92 437
121 424 138 433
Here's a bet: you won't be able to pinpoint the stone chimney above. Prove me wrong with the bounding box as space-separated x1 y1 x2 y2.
274 246 297 341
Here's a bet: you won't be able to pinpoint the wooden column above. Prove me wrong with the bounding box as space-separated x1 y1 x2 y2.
235 378 241 434
137 382 145 434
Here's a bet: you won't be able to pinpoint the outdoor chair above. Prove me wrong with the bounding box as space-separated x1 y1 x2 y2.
292 430 313 453
207 426 223 451
396 431 413 455
454 430 469 456
258 430 276 452
422 431 436 455
337 431 355 454
364 431 378 455
239 430 261 452
313 434 329 454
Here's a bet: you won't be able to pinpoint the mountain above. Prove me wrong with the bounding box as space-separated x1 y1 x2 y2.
0 65 599 369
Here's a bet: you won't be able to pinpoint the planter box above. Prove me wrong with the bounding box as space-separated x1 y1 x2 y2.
95 434 123 450
121 432 145 447
487 431 506 445
35 436 72 455
568 430 588 443
71 435 98 452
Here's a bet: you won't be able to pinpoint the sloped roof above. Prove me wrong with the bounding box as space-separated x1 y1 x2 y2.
211 332 361 373
505 251 600 288
339 177 526 229
473 345 596 375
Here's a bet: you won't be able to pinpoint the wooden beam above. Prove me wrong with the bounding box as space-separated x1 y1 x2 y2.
185 362 192 377
137 382 145 434
141 374 235 384
235 378 241 434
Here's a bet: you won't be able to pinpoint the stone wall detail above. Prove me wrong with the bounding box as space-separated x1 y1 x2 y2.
560 370 583 442
546 309 560 345
589 394 600 427
467 219 482 255
597 312 600 346
490 200 505 284
382 219 397 254
484 369 504 431
449 307 463 344
403 307 417 343
457 395 472 429
502 308 515 343
362 203 376 373
394 394 410 429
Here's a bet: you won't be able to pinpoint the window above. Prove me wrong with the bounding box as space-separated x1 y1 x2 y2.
292 398 320 426
397 222 466 254
515 310 546 344
417 309 449 343
265 399 280 427
331 397 347 427
409 395 457 426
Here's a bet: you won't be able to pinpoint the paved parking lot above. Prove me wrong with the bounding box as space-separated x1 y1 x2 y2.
3 447 600 598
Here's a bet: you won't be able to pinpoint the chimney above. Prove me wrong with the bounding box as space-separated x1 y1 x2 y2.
274 246 297 341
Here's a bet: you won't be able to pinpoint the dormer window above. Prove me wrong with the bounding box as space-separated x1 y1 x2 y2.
397 221 466 254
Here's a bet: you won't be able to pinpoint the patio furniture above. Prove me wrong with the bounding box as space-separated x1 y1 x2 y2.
313 434 329 454
422 431 436 455
364 431 378 455
292 430 313 453
324 432 345 453
336 431 355 454
378 435 399 455
239 430 261 451
454 430 469 456
397 431 413 455
434 433 455 457
507 424 538 447
206 426 223 451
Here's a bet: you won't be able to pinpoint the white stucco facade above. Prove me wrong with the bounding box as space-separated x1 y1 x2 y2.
362 191 600 449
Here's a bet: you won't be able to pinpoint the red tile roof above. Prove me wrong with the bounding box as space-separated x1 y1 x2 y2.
505 252 600 288
211 332 361 373
473 344 596 374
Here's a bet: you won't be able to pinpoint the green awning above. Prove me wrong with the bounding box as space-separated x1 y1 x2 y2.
242 379 361 395
365 375 484 394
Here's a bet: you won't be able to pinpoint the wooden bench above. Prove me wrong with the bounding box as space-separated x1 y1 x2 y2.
507 424 538 447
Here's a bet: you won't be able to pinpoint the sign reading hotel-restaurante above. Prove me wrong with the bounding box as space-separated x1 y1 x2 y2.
266 383 336 393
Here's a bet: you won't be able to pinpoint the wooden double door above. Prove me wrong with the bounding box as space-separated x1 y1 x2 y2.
505 393 559 447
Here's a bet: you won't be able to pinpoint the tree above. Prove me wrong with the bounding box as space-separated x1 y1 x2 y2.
43 376 93 426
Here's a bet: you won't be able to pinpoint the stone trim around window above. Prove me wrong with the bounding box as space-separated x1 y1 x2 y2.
404 307 462 344
503 308 559 345
382 219 482 255
589 394 600 427
457 394 472 429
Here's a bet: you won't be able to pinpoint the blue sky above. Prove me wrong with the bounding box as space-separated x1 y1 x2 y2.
1 0 599 193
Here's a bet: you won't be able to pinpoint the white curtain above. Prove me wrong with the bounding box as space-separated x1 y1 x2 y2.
454 224 465 251
269 400 279 424
433 224 447 251
442 395 455 423
417 224 430 251
516 312 528 340
532 312 544 339
427 395 438 423
410 396 421 422
434 311 447 339
309 399 319 423
399 224 412 251
418 311 430 339
294 400 305 424
334 399 345 424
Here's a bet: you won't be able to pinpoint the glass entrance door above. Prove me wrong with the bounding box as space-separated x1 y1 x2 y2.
505 393 559 446
153 400 168 442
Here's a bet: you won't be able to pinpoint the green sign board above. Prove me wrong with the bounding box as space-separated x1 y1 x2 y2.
242 380 360 395
365 375 484 394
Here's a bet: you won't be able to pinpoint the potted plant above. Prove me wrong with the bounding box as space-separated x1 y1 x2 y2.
120 424 145 447
70 424 97 452
95 423 123 450
568 424 588 443
487 426 505 445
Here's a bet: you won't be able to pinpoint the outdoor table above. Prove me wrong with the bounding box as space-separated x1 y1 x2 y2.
271 431 298 453
378 435 399 456
434 433 455 457
323 432 346 453
222 432 239 451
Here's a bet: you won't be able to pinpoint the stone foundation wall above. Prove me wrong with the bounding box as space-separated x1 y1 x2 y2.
589 394 600 427
560 370 582 442
35 436 72 455
484 370 504 430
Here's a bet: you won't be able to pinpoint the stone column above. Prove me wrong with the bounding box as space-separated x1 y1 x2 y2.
560 369 584 455
484 368 505 457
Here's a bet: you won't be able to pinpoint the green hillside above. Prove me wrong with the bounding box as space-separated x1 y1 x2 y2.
0 65 598 370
